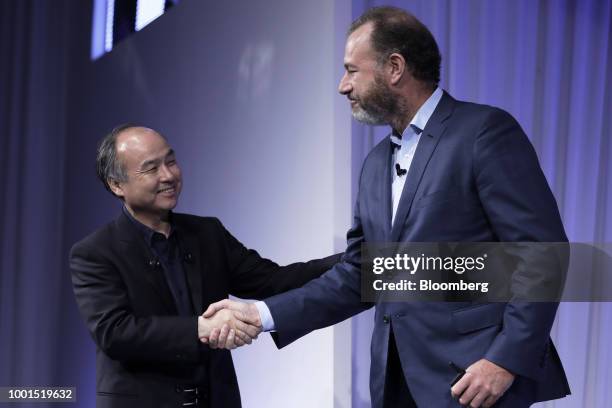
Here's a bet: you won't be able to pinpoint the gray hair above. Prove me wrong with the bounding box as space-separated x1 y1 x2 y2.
96 124 134 196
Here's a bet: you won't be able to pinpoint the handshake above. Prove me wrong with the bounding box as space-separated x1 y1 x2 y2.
197 299 263 350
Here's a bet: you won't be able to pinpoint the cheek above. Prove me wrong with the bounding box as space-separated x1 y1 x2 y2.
353 80 366 95
139 180 159 195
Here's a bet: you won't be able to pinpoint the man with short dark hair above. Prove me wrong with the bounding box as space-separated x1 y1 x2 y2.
70 125 339 408
205 6 570 407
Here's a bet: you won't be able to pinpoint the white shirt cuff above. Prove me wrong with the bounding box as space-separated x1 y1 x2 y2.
254 301 276 332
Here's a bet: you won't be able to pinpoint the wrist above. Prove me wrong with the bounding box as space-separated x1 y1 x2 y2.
198 315 210 339
248 304 262 327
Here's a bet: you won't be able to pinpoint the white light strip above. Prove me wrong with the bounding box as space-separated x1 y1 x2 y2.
135 0 165 31
90 0 107 59
104 0 115 52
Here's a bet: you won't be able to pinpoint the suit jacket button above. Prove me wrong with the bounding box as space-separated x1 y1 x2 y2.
383 315 390 324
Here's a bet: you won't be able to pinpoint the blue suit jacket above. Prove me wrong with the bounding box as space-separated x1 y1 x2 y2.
265 92 570 407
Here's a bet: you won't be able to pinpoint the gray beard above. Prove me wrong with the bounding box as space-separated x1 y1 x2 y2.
351 76 399 126
351 106 388 125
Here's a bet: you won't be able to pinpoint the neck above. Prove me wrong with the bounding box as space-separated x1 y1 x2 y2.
125 205 171 237
390 84 435 134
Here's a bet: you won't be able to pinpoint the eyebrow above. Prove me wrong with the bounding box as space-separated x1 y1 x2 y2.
139 149 175 170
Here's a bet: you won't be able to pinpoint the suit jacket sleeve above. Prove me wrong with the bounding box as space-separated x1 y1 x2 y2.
473 108 567 380
213 218 342 300
263 182 374 348
70 241 202 364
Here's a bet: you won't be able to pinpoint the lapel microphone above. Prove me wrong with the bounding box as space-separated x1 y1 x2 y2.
175 234 194 264
395 163 408 176
148 258 161 268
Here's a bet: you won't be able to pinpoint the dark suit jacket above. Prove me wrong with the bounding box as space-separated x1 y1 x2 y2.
265 91 571 407
70 212 340 408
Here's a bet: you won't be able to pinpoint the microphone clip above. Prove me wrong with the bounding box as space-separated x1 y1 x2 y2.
395 163 407 176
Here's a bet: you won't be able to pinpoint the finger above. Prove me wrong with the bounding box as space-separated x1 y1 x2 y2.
450 372 471 399
208 328 220 349
458 382 479 407
226 329 236 350
467 390 487 408
234 332 246 347
234 320 260 339
203 299 232 318
217 324 230 349
200 337 209 344
233 329 252 345
482 394 499 408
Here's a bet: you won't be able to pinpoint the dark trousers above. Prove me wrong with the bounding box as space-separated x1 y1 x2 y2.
383 327 418 408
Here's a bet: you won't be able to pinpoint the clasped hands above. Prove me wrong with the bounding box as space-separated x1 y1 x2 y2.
197 299 262 350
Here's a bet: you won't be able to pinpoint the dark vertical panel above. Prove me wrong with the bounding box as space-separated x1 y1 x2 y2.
113 0 137 46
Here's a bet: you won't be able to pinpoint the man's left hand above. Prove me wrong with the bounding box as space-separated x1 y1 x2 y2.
450 359 515 408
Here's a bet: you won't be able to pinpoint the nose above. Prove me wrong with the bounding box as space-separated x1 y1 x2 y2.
159 163 175 181
338 72 351 95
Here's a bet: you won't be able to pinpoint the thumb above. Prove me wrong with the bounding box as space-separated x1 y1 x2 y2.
203 299 231 318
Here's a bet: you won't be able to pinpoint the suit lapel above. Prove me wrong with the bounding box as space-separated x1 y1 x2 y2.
380 140 394 239
390 92 455 241
176 221 204 315
116 213 177 312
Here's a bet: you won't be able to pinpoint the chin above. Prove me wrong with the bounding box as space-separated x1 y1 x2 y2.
158 198 178 211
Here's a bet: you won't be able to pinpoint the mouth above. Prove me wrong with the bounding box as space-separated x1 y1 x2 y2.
157 186 177 195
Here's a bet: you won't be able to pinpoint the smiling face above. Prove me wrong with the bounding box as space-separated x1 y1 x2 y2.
338 22 398 125
109 127 182 218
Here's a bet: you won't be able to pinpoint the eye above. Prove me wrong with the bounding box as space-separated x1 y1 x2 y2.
144 166 158 173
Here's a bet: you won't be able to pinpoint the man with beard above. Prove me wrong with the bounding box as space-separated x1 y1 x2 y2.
70 125 339 408
203 6 570 408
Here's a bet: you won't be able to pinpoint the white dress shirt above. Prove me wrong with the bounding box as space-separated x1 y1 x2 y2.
390 87 443 226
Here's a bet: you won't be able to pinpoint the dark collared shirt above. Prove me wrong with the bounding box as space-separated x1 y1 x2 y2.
123 206 193 316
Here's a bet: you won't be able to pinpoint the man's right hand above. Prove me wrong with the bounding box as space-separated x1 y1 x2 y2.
197 305 261 349
201 299 263 349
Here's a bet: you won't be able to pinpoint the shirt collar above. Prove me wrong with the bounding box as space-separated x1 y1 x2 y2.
391 87 444 146
122 206 176 244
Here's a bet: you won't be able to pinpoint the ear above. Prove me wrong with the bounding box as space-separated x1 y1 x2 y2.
387 53 406 85
108 179 125 198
